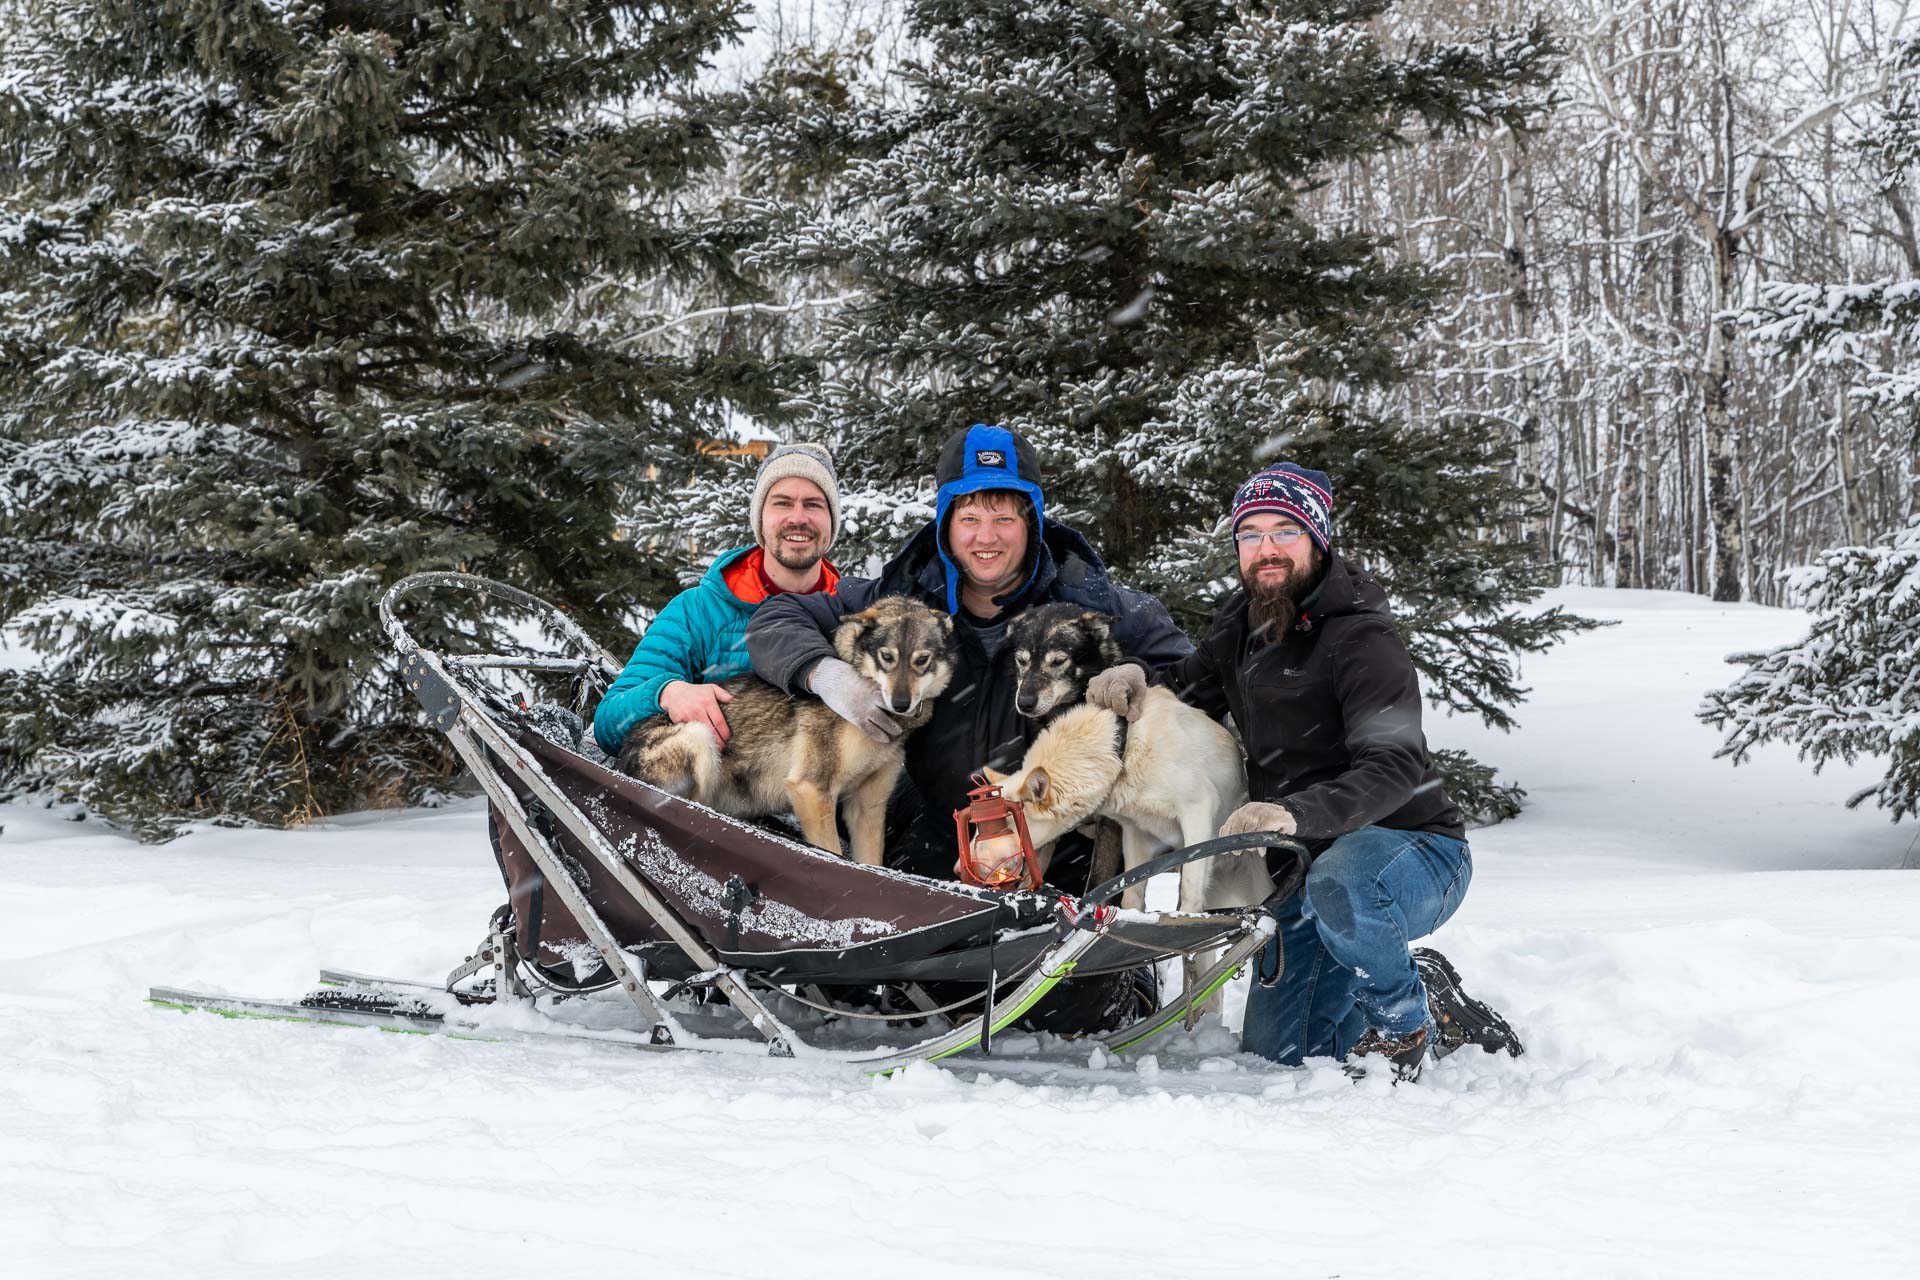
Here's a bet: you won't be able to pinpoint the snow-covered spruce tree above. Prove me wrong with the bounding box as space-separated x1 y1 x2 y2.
1702 41 1920 823
737 0 1592 820
1699 520 1920 822
0 0 785 837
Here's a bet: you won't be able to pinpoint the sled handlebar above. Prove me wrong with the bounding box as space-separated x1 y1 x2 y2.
379 571 621 673
1076 832 1310 916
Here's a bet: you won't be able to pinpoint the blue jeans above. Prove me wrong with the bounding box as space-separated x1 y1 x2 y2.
1242 825 1472 1065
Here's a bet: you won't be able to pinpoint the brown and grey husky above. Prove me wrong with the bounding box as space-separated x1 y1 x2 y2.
617 597 957 865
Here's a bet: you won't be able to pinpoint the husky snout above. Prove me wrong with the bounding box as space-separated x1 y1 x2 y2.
1012 677 1069 718
883 668 917 715
882 658 949 715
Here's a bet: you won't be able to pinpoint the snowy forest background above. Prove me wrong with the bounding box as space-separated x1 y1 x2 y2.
2 0 1916 838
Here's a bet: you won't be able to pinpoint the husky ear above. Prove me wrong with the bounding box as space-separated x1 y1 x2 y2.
1026 767 1051 807
981 765 1009 786
1082 612 1121 666
834 606 879 659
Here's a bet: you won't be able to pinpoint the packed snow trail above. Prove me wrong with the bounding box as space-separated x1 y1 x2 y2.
3 589 1916 1278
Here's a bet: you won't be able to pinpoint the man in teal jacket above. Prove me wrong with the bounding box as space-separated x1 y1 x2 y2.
592 444 842 755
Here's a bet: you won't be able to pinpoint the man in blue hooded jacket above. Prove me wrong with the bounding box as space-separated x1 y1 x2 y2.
745 425 1191 887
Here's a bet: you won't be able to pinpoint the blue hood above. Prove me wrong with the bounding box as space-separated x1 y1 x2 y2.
933 424 1047 614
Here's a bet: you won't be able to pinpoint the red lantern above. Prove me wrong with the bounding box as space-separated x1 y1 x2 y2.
952 773 1042 891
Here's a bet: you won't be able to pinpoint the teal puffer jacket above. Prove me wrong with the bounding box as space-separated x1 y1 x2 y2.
592 547 759 754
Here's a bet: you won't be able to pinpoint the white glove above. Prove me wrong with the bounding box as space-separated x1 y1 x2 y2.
1219 801 1297 839
1085 663 1148 723
808 657 905 744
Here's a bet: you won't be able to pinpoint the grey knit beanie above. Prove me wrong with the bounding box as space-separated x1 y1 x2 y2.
750 442 840 554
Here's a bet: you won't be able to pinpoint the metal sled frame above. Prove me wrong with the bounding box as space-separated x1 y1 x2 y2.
150 572 1305 1074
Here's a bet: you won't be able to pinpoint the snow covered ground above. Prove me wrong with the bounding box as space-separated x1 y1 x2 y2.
3 588 1916 1278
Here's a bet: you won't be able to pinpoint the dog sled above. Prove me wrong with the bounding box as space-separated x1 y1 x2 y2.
149 572 1307 1073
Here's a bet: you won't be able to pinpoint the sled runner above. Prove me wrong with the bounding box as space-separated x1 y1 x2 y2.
150 572 1306 1072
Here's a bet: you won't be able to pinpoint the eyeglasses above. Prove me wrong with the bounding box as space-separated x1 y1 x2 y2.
1232 528 1309 548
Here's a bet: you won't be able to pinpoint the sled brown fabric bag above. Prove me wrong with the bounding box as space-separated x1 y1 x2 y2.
489 729 1019 979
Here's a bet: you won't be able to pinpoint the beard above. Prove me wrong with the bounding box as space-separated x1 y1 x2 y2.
1241 555 1315 643
767 526 825 573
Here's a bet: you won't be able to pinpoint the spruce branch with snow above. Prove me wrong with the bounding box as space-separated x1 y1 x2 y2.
1740 32 1920 446
1741 36 1920 452
1700 519 1920 823
1705 44 1920 824
0 0 792 837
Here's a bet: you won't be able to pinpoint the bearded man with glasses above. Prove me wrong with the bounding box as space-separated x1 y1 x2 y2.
1085 462 1519 1082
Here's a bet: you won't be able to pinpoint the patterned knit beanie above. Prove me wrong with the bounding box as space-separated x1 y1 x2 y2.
1230 462 1334 551
750 442 840 554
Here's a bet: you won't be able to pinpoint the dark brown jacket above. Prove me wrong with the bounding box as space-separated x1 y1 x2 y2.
1157 553 1464 845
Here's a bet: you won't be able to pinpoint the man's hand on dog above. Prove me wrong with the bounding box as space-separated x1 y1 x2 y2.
809 658 906 743
660 680 733 745
1085 663 1148 723
1219 801 1297 839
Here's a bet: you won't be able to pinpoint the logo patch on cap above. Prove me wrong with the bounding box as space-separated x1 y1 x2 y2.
974 449 1006 469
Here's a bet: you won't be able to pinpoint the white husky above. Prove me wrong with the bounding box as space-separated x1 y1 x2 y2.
983 686 1273 915
984 686 1276 1022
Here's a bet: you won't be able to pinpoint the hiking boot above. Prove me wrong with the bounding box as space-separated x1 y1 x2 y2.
1415 947 1524 1059
1344 1025 1430 1084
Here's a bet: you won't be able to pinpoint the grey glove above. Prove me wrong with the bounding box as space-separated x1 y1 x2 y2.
1085 663 1149 723
1219 801 1297 839
808 657 905 744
